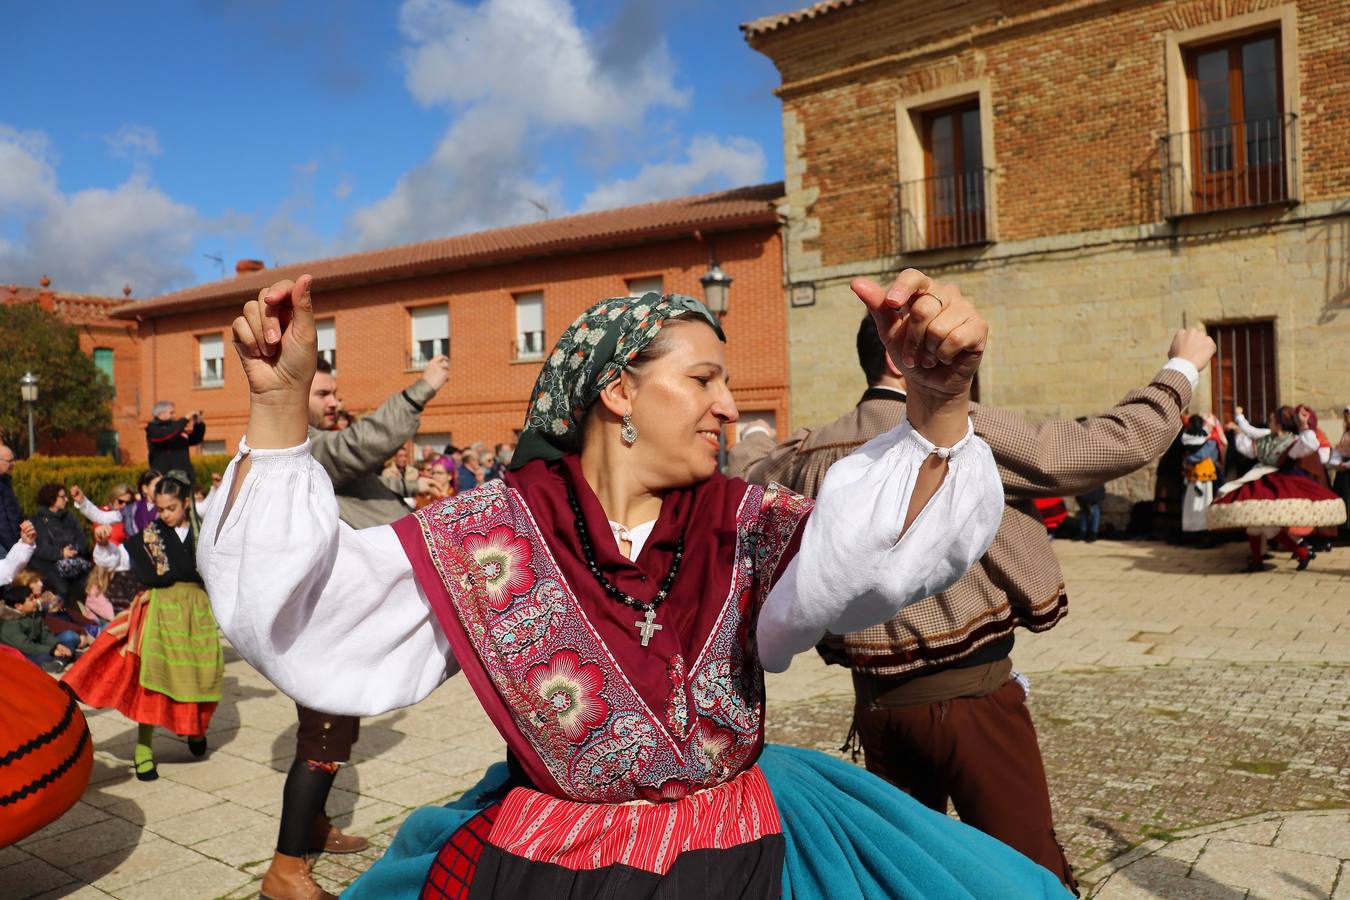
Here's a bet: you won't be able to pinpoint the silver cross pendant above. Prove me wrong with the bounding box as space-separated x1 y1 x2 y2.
634 608 663 647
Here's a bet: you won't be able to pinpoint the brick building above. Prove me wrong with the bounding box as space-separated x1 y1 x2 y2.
111 184 789 462
746 0 1350 506
2 281 142 459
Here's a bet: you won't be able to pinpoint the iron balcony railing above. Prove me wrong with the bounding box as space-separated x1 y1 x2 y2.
513 330 546 361
898 168 993 253
1160 113 1297 218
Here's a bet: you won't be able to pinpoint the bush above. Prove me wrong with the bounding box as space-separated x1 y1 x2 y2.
11 453 236 517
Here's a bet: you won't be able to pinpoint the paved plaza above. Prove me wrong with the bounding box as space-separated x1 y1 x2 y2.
2 538 1347 899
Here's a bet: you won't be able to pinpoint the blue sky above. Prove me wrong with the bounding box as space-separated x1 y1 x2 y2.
1 0 792 297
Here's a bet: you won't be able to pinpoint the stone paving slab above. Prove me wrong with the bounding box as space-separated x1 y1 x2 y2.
1 537 1345 898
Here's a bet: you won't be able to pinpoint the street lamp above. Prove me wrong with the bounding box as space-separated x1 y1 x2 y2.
699 263 734 469
18 371 38 457
699 262 733 317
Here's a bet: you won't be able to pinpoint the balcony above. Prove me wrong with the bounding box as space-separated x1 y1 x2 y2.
513 330 546 362
1160 114 1297 218
898 168 993 253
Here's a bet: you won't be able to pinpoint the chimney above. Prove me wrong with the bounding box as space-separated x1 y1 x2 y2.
236 259 266 276
123 284 133 298
37 275 55 312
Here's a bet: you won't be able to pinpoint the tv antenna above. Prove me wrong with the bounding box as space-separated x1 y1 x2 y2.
202 253 225 279
527 198 550 219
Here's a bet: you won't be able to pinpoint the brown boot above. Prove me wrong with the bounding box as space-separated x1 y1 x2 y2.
310 813 369 854
259 852 336 900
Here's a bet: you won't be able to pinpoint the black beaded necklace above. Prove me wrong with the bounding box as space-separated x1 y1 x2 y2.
564 481 684 647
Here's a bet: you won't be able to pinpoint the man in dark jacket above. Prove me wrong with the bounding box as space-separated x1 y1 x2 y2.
145 402 205 481
0 443 21 553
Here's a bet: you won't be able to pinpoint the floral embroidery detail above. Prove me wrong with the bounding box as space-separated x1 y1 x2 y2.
691 658 756 734
141 522 171 576
526 649 611 743
489 579 566 664
694 721 737 780
570 712 658 792
462 524 535 611
665 654 690 740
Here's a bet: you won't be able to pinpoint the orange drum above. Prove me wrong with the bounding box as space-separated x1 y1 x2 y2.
0 653 93 846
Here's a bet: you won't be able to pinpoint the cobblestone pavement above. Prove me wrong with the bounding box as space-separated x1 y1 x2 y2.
1 538 1346 898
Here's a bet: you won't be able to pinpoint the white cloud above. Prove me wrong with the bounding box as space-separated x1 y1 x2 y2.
580 136 767 212
104 124 162 159
0 125 202 296
333 174 355 200
346 0 705 249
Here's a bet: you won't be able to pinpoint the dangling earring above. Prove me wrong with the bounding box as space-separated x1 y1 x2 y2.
621 413 638 445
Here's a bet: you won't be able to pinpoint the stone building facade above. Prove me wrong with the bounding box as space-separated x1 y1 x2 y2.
746 0 1350 507
112 184 789 463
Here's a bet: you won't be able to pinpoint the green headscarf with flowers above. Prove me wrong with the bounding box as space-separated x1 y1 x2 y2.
509 292 725 470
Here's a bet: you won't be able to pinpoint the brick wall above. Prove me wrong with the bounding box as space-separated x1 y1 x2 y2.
128 227 787 462
753 0 1350 265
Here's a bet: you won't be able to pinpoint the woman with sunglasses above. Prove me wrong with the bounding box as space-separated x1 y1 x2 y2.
69 483 136 546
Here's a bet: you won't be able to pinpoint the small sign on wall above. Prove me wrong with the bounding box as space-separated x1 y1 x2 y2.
790 283 815 307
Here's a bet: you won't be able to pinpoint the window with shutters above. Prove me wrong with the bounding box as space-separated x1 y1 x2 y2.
197 333 224 387
316 318 337 371
514 291 545 360
410 305 449 369
93 347 115 396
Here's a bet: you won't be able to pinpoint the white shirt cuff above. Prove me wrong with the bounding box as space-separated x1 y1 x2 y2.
1163 358 1201 391
238 436 313 471
907 418 977 457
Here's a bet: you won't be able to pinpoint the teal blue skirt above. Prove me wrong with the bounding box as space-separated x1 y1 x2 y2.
345 744 1071 899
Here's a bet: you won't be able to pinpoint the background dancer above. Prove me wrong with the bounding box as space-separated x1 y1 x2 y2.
730 317 1214 890
257 351 452 900
64 472 221 781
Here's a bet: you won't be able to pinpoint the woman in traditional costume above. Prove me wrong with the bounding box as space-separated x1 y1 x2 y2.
1212 406 1346 571
202 272 1071 899
1180 414 1220 537
63 473 223 781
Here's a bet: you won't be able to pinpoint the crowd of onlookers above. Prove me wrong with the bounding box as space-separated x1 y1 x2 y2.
0 428 223 673
382 441 515 508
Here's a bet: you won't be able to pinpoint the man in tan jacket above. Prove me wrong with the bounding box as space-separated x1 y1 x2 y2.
262 353 451 900
731 315 1215 890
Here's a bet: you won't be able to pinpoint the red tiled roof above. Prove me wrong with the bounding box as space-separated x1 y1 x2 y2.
742 0 867 38
2 286 133 325
114 182 784 320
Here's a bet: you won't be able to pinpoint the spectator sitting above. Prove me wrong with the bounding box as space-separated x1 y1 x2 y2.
13 569 99 639
0 520 37 587
0 442 21 554
70 483 133 545
29 484 91 602
0 583 89 673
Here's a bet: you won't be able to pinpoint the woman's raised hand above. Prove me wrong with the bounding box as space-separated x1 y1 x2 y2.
851 269 987 403
232 275 317 404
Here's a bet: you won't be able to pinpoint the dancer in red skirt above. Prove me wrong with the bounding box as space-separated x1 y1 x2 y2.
1212 406 1345 571
63 473 223 781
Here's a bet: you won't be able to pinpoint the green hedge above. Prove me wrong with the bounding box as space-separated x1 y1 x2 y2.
10 453 235 518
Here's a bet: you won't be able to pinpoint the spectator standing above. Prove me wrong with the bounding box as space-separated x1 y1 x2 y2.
1075 485 1105 542
382 446 418 483
0 443 21 553
29 484 90 602
456 448 484 492
145 401 205 482
1331 405 1350 539
1180 414 1221 538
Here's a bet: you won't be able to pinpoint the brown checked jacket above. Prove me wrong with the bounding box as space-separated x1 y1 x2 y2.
729 368 1192 678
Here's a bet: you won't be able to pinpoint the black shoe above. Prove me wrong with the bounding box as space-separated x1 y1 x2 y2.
134 758 159 782
1296 553 1311 571
1262 553 1274 561
1245 560 1273 573
188 736 207 758
1086 534 1098 543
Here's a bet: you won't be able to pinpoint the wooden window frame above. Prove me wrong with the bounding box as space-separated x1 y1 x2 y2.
919 100 987 248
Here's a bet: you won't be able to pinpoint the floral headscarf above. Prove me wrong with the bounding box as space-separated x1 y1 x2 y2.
510 292 724 470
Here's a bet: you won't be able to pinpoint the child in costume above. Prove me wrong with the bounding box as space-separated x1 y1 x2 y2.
63 472 224 781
